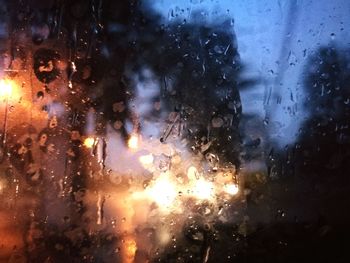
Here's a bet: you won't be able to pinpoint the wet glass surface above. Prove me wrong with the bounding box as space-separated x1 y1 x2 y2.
0 0 349 262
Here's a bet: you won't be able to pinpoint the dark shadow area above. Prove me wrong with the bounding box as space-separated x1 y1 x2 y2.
239 46 350 263
296 46 350 178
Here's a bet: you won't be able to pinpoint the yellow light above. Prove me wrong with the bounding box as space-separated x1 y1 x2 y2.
139 154 154 166
147 174 177 207
0 79 14 99
187 166 198 182
127 134 139 149
124 237 137 261
83 137 95 148
192 179 214 200
224 183 239 196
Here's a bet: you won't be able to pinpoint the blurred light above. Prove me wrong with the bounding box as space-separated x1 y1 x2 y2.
158 229 171 245
127 134 139 149
83 137 95 148
124 237 137 261
192 179 214 200
187 166 198 182
0 79 14 99
139 154 154 166
224 183 239 196
147 174 177 207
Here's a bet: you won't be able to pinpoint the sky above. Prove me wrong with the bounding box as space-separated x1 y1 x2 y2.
147 0 350 147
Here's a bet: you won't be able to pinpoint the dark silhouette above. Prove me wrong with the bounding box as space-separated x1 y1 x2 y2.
296 46 350 178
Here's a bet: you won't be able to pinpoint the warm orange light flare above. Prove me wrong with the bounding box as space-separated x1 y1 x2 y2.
83 137 95 148
127 134 139 149
124 237 137 261
147 173 177 207
0 79 14 99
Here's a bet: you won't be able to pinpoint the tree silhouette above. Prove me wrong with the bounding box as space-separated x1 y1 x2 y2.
295 46 350 177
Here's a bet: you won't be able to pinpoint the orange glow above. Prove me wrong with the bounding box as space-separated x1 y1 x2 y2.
127 134 139 149
131 163 239 209
83 137 96 148
0 79 17 100
131 172 179 212
0 212 24 259
124 237 137 261
147 173 177 208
